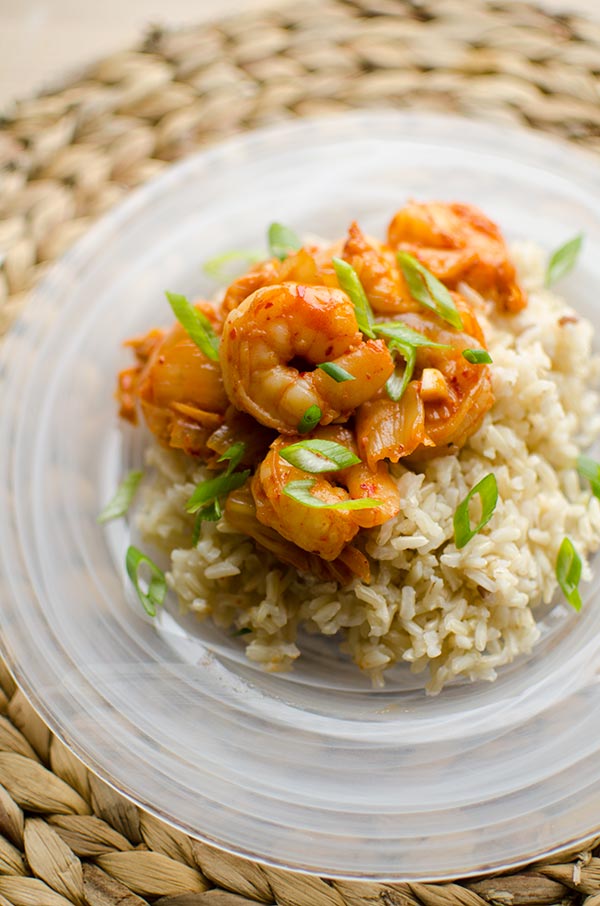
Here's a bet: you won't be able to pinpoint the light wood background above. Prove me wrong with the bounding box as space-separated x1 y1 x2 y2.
1 0 599 109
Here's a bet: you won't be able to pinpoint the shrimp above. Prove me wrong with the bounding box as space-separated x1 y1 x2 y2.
387 201 527 313
221 243 341 315
220 282 394 433
117 303 229 457
402 308 494 453
278 243 341 286
225 483 370 584
222 258 281 315
250 428 401 562
318 426 401 529
341 221 420 316
356 301 494 467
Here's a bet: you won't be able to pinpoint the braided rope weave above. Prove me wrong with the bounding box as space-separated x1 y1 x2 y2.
1 0 600 901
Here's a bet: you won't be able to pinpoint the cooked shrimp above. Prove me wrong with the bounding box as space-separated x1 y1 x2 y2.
222 258 281 315
338 457 401 529
341 221 420 316
220 282 394 433
402 309 494 453
117 303 229 457
356 301 494 466
251 438 359 561
225 483 370 584
387 201 527 313
221 243 341 315
278 243 341 286
251 428 400 561
315 426 401 528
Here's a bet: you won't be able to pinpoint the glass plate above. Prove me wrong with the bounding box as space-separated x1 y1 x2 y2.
1 112 600 881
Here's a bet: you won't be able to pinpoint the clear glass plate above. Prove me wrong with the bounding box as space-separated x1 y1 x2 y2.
1 112 600 880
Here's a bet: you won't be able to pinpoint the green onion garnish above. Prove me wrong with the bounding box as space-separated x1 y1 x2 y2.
463 348 492 364
332 258 376 339
268 222 302 261
125 546 167 617
297 404 322 434
218 441 246 476
556 536 583 612
374 321 451 349
187 442 248 526
385 341 416 403
166 291 220 361
453 473 498 549
397 252 464 330
97 470 143 524
577 454 600 500
192 499 222 545
373 321 450 403
280 439 361 473
316 362 356 383
232 627 252 637
203 250 263 281
283 479 383 511
545 234 583 287
186 470 250 514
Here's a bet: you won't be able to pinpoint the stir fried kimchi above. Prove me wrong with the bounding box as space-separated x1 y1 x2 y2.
117 201 526 584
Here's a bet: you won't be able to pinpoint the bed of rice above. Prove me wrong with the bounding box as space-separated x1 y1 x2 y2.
137 243 600 694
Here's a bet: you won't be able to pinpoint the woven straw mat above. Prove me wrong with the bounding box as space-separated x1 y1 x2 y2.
1 0 600 902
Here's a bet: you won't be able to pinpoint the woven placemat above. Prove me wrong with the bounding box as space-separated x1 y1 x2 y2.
2 0 600 902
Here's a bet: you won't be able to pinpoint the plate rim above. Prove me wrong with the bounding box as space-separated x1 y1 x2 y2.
2 109 600 881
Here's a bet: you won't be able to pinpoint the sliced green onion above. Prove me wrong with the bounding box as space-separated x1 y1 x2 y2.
453 473 498 549
397 252 463 330
373 322 449 403
332 257 376 339
268 222 302 261
545 234 583 287
577 454 600 500
297 404 322 434
280 439 361 473
186 470 250 514
374 321 451 349
316 362 356 383
97 470 143 524
556 536 583 612
166 291 219 361
203 250 264 281
125 546 167 617
463 348 493 364
218 441 246 476
232 627 252 637
188 443 248 528
385 340 416 402
283 479 383 511
192 499 222 545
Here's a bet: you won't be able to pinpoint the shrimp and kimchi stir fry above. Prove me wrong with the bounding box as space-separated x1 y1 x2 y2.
118 201 526 584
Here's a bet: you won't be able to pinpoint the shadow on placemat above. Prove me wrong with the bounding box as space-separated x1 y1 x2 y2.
1 0 600 901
